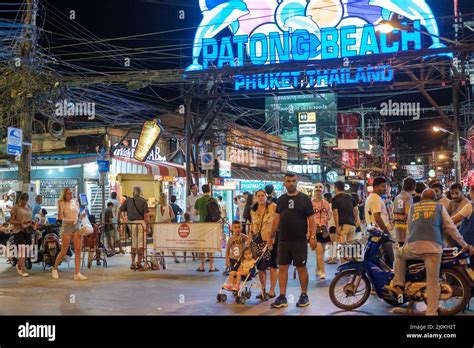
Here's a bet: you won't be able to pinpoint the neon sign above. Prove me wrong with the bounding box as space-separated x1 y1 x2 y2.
187 0 448 90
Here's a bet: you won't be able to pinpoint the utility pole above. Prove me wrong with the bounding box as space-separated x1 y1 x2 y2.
184 96 193 194
453 0 462 182
18 0 38 193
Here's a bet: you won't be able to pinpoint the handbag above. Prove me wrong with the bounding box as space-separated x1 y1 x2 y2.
78 215 94 236
251 206 270 262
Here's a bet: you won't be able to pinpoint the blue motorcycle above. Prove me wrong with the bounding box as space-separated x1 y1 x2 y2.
329 228 472 315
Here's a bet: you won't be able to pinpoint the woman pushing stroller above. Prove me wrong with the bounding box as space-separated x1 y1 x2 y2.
249 189 277 301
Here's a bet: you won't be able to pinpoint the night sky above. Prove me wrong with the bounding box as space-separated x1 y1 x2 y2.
39 0 472 158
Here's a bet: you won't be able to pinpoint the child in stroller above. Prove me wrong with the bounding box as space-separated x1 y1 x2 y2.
217 244 268 305
224 247 255 291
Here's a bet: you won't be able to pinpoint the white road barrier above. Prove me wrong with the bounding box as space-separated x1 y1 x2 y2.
153 222 222 253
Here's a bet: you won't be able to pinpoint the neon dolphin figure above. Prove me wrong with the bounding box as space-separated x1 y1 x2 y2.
368 0 444 49
186 0 249 71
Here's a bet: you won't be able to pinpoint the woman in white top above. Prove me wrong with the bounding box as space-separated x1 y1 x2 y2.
52 187 87 281
154 192 178 263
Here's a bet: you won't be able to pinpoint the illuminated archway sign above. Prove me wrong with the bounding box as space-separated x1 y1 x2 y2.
134 119 164 162
187 0 449 91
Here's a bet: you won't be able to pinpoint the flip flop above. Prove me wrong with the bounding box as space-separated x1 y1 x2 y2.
196 268 205 272
209 268 219 272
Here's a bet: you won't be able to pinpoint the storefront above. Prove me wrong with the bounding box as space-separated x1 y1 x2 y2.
0 160 91 217
109 157 186 219
212 125 289 220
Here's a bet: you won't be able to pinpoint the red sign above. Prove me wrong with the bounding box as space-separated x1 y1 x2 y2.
178 224 191 238
338 114 359 139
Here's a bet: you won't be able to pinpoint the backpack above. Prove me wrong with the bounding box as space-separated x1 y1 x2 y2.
206 198 221 222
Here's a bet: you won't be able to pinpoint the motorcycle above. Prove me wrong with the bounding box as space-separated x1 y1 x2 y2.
37 224 62 270
329 227 472 315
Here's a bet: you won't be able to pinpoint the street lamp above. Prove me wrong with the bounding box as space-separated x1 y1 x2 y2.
439 154 446 160
432 126 468 142
432 125 468 182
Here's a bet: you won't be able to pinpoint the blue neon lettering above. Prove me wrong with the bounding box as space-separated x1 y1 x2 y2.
321 28 339 59
340 26 357 57
202 38 218 69
218 37 234 68
249 34 268 65
269 73 281 89
380 31 399 54
291 30 311 61
359 24 379 55
269 32 290 64
401 20 422 51
233 35 248 67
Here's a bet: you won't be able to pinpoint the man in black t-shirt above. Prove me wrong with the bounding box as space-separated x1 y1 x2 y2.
332 181 359 245
268 173 316 309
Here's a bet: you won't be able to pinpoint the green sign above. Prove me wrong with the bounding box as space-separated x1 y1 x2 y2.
265 94 337 146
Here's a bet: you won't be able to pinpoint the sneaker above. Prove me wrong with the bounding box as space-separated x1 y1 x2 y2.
271 295 288 308
22 272 29 277
16 266 24 276
74 273 88 281
296 293 310 307
320 272 326 280
52 269 59 279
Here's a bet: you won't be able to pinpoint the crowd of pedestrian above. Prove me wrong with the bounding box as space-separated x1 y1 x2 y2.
3 172 474 315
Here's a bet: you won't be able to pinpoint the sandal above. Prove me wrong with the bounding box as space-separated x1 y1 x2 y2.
209 268 219 272
196 268 205 272
130 264 137 270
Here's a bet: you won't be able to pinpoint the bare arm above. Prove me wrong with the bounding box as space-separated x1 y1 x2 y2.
269 213 280 240
374 212 389 233
452 204 472 225
353 206 360 227
441 206 468 248
308 215 316 238
333 209 339 229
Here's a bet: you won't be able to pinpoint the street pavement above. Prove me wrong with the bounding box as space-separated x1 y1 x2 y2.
0 249 473 316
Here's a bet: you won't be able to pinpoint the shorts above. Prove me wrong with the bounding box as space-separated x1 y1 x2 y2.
277 239 308 267
130 220 146 250
61 221 80 236
105 228 119 240
229 258 240 271
12 230 32 245
270 238 278 269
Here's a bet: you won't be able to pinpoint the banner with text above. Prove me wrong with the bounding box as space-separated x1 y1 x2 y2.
153 223 222 253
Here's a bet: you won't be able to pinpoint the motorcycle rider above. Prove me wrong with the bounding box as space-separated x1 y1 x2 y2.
386 188 474 315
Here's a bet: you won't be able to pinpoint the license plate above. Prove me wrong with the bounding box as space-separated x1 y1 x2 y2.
48 242 56 249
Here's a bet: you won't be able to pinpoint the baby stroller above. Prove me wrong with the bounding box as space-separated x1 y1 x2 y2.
217 245 269 305
82 223 107 268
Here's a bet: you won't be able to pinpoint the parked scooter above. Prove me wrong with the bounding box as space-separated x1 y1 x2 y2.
329 227 472 315
37 224 62 269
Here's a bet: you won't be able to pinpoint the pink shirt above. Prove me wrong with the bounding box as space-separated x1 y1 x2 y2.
312 199 330 227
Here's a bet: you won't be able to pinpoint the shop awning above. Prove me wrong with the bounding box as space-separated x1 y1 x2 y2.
111 157 186 177
231 167 284 181
232 167 313 183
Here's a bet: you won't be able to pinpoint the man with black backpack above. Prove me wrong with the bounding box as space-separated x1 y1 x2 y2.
194 184 220 272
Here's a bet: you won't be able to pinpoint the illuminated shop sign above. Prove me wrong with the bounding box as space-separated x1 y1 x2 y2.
299 124 317 136
288 164 321 175
240 180 284 192
187 1 446 91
